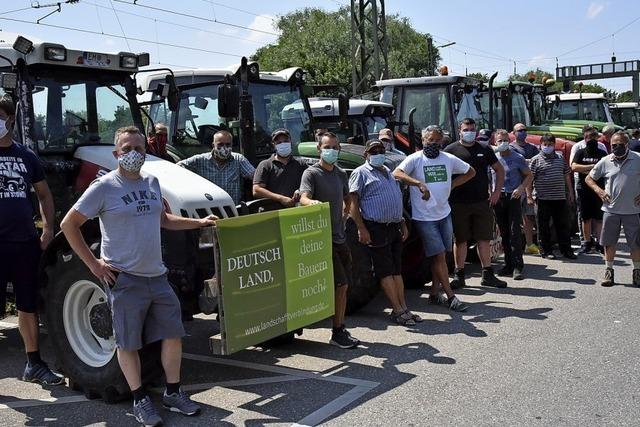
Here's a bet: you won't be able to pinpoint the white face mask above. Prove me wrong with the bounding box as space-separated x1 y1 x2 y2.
118 150 145 173
496 140 510 152
0 118 9 139
461 131 476 143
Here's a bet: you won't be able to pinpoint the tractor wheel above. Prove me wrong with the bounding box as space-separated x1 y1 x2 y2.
401 222 431 289
44 247 163 403
345 219 379 314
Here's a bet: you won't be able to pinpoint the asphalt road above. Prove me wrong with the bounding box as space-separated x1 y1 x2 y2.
0 241 639 426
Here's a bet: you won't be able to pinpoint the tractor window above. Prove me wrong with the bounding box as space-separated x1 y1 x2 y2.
250 83 308 145
511 92 531 126
364 116 387 140
96 85 133 144
581 99 608 122
175 88 221 146
548 101 578 121
400 86 450 134
531 92 545 125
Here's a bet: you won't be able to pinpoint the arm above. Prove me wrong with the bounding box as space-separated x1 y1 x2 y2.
489 160 505 206
60 209 119 285
452 166 476 189
32 180 55 249
392 168 430 200
253 183 295 207
240 156 256 180
349 193 371 245
299 192 321 206
161 209 217 230
571 162 594 173
512 168 532 200
564 173 575 204
585 174 610 204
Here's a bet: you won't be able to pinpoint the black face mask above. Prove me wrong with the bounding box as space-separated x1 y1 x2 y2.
612 144 628 158
586 139 598 151
423 143 440 159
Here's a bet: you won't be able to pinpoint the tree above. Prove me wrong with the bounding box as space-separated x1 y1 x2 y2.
467 72 489 82
616 91 634 102
252 7 439 94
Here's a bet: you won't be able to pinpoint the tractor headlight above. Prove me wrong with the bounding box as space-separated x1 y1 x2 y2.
45 46 67 61
120 55 138 69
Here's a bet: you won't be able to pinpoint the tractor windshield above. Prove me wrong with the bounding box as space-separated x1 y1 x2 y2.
400 85 452 134
511 91 531 126
548 99 611 122
29 69 136 152
611 108 639 128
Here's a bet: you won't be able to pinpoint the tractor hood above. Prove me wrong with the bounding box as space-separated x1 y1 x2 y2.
74 146 237 218
296 142 405 173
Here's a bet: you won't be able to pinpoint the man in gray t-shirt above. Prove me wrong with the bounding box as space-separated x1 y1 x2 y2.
61 126 216 425
300 132 359 350
586 132 640 287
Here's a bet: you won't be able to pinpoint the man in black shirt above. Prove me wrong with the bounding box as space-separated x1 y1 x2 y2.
571 129 608 254
444 118 507 288
253 128 308 207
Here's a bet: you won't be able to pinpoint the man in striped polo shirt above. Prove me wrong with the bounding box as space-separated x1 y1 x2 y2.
529 133 577 260
349 139 420 325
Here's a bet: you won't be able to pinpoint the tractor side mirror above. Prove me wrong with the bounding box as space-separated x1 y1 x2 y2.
194 96 209 110
338 93 349 126
218 83 240 118
165 75 180 112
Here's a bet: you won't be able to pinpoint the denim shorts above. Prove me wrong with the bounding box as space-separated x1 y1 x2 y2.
414 215 453 258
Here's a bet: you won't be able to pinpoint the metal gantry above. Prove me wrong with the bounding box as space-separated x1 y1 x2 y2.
350 0 388 96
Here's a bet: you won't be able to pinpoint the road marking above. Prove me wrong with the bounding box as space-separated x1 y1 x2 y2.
255 392 287 407
292 384 375 427
0 395 89 409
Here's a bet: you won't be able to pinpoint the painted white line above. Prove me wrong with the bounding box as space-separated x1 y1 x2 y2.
151 375 304 393
182 353 379 388
0 395 89 409
255 392 287 407
291 384 377 427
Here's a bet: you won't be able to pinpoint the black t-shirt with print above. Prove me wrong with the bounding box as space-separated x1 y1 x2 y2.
573 147 607 190
444 141 499 203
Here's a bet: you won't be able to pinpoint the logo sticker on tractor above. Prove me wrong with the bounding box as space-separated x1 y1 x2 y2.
423 165 447 183
78 52 112 67
205 193 213 201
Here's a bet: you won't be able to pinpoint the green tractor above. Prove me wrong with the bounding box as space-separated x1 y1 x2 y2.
609 102 640 129
545 92 623 132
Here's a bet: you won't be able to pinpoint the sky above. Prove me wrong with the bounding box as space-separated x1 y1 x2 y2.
0 0 639 94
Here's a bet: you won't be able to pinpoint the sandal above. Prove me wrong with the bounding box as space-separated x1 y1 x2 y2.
390 310 416 326
405 310 423 323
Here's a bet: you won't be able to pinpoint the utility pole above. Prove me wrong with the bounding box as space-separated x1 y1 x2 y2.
350 0 388 96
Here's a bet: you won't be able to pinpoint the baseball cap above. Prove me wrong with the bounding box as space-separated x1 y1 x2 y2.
271 128 291 141
365 139 385 152
477 129 492 142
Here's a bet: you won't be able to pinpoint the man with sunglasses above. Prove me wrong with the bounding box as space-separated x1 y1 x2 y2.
349 139 420 325
177 130 255 205
586 132 640 287
253 128 307 207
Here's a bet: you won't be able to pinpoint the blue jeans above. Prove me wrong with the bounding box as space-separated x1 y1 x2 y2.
414 215 453 258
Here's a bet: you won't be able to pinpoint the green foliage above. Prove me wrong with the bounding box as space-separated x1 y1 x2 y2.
615 91 634 102
467 72 489 82
252 7 439 94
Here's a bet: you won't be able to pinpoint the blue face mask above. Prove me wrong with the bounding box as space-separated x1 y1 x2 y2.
461 131 476 143
516 130 527 141
368 154 385 167
542 145 555 155
275 142 292 157
321 148 339 164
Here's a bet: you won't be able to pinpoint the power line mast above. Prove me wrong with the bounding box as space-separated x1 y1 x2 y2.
350 0 388 96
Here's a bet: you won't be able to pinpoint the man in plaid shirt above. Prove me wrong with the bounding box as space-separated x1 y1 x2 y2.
177 130 255 204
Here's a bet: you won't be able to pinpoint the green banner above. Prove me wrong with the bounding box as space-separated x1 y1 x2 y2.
215 203 335 354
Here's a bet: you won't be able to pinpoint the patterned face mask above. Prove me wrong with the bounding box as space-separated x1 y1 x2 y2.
118 150 145 172
423 142 440 159
214 145 232 160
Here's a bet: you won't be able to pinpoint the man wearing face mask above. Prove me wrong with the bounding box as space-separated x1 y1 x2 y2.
529 133 577 260
444 118 507 289
61 126 217 426
511 123 541 255
378 128 404 155
492 130 533 280
586 132 640 287
349 140 419 325
300 132 360 348
0 95 61 386
394 126 475 312
147 122 171 160
177 130 255 205
571 127 608 254
253 128 307 207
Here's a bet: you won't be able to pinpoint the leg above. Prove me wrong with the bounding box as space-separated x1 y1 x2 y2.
454 241 468 270
379 276 403 312
477 241 492 268
17 311 39 353
552 201 573 255
333 285 348 327
394 275 407 310
524 215 534 246
432 252 454 298
537 200 553 255
161 338 182 384
599 213 621 287
117 349 142 391
494 197 513 270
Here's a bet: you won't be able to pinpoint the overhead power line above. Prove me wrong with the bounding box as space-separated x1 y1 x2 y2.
112 0 279 36
199 0 276 21
108 0 131 51
0 16 245 58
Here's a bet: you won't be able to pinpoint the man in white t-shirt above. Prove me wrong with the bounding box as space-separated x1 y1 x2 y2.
393 125 475 312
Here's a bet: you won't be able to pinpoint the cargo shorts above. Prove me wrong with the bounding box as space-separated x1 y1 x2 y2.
106 272 185 351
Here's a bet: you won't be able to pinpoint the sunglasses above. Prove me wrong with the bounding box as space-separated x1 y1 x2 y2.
426 125 442 132
611 143 626 148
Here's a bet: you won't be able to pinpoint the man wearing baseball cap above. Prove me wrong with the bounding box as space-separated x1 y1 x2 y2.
378 128 404 155
253 128 308 207
349 140 420 325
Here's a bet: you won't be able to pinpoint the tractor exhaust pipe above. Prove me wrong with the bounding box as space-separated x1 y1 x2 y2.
488 72 498 130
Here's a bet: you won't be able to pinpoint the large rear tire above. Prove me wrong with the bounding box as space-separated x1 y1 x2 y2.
44 243 163 403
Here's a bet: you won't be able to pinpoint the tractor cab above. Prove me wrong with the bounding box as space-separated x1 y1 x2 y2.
609 102 640 128
376 75 484 153
546 93 616 128
139 63 311 165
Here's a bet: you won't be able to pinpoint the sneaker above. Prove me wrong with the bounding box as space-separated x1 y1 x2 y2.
562 251 577 260
497 266 513 277
577 242 591 254
633 269 640 287
428 292 449 307
525 244 540 255
513 267 525 281
540 252 556 260
450 269 466 289
163 389 201 416
448 296 469 312
600 268 615 287
330 327 359 349
481 268 507 288
594 244 605 255
22 362 64 386
134 396 163 426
